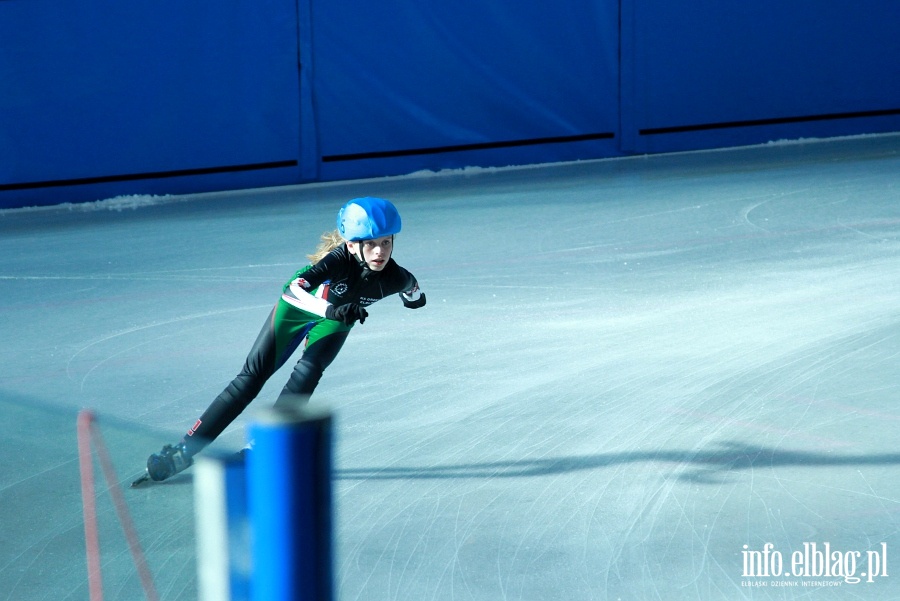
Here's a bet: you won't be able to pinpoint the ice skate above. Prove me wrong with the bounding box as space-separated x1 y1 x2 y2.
131 442 193 486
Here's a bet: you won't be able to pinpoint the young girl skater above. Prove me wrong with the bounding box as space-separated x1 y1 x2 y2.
134 197 426 485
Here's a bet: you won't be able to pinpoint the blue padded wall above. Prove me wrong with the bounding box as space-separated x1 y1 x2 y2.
0 0 301 208
303 0 621 181
2 0 899 207
620 0 900 153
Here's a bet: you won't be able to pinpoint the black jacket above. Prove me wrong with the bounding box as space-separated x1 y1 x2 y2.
284 245 424 309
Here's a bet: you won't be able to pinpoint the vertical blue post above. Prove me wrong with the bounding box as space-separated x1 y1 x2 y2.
247 406 333 601
195 451 250 601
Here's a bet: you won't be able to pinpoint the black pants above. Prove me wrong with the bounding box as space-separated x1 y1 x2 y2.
181 306 349 456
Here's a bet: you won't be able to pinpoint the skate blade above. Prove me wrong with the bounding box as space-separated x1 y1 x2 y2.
130 472 151 488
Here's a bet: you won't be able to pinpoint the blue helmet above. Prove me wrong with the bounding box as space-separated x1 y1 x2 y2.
336 197 402 241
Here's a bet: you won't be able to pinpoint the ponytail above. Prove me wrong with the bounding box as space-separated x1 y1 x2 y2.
307 230 344 264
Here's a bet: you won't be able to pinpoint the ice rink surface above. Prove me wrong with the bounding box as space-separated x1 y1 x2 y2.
1 134 899 600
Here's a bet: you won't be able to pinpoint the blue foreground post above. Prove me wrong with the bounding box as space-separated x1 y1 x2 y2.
194 451 250 601
247 406 334 601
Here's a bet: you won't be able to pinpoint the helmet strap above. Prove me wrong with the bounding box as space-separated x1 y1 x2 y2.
350 236 394 263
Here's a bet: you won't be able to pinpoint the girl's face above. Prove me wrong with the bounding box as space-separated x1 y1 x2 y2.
348 236 393 271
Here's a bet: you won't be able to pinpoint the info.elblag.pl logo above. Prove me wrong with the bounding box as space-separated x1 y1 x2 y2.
741 542 888 586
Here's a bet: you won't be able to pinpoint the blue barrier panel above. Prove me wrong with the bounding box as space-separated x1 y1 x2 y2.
621 0 900 153
305 0 621 180
0 0 301 207
247 407 333 601
3 0 899 206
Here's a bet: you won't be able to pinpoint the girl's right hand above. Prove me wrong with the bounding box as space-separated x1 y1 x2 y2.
326 303 368 325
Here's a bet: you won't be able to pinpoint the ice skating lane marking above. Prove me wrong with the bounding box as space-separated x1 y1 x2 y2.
0 273 279 282
0 261 297 283
66 305 270 389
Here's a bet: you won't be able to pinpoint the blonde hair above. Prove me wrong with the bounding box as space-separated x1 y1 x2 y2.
307 229 345 263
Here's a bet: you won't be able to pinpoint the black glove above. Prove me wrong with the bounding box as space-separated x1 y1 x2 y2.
326 303 368 325
401 292 426 309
